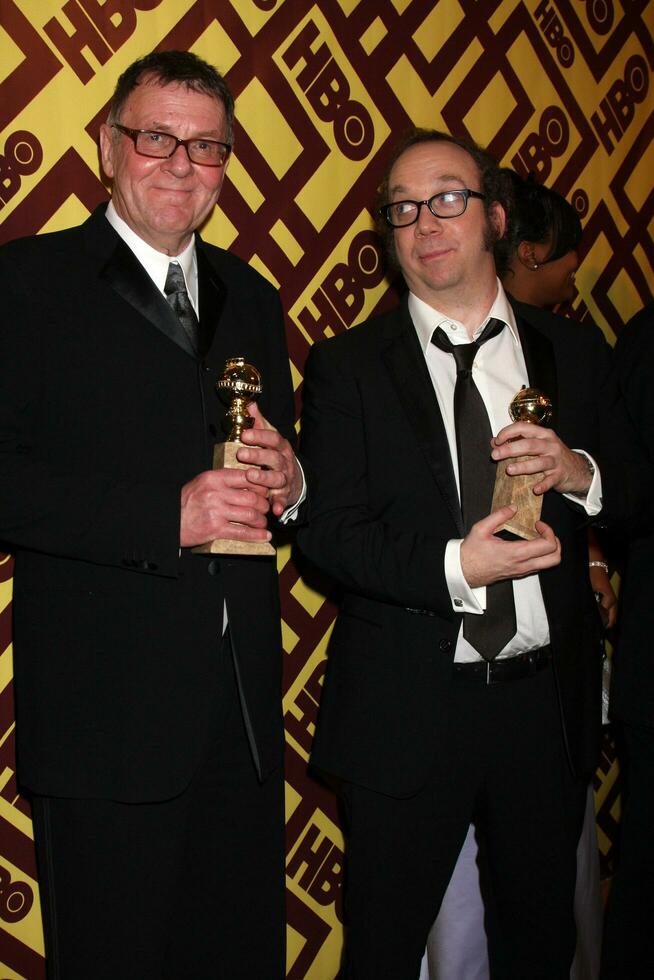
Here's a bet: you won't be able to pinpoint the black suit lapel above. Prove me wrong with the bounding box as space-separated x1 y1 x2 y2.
513 308 561 528
382 298 463 535
514 312 559 431
98 234 197 358
196 240 226 360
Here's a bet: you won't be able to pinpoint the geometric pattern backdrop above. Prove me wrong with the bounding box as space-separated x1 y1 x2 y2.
0 1 652 977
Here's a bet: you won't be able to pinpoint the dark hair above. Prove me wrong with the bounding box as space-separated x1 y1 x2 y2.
375 128 514 269
494 170 582 277
107 50 234 143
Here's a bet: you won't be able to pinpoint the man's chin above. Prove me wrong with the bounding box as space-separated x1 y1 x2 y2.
150 209 196 235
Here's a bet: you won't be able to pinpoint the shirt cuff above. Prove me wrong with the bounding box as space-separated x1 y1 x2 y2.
445 538 486 614
564 451 603 516
279 457 306 524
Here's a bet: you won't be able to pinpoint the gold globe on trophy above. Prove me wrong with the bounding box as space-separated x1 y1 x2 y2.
193 357 275 556
217 357 263 442
508 387 553 427
491 386 553 540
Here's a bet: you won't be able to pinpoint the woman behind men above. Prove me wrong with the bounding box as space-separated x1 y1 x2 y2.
419 171 614 980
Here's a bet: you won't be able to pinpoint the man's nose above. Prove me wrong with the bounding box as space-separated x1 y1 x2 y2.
162 143 194 175
415 201 442 234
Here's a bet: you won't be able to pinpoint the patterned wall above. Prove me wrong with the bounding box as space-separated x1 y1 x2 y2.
0 1 652 977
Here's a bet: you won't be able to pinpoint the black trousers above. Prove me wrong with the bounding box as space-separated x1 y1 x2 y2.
601 721 654 979
340 663 586 980
31 635 285 980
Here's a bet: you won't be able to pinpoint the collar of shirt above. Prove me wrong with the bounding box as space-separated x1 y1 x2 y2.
105 201 198 313
408 279 520 352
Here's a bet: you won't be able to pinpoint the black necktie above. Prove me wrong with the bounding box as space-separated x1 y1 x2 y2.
432 318 517 660
164 262 199 353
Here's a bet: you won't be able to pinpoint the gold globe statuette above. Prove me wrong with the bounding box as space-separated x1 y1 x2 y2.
490 386 553 540
193 357 275 555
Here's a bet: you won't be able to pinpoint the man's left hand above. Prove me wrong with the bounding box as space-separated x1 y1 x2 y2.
491 421 592 496
237 403 303 517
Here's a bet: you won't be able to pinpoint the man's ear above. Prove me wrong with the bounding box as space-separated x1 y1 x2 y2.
517 241 538 270
489 201 506 239
99 124 115 180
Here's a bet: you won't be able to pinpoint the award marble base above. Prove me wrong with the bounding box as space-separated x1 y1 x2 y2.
192 441 276 555
491 455 543 540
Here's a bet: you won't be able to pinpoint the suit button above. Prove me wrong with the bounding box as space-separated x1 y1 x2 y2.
439 639 452 652
208 559 219 575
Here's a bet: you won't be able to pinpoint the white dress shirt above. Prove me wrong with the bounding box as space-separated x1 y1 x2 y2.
409 282 602 663
106 200 198 308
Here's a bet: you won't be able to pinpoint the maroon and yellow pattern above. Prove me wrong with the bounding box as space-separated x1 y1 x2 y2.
1 1 652 976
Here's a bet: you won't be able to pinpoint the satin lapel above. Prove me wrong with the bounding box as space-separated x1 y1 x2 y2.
381 299 463 535
514 312 559 431
513 310 560 527
98 235 197 358
196 240 226 360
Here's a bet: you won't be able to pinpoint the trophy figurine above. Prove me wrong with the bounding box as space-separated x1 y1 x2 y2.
491 386 553 540
193 357 275 556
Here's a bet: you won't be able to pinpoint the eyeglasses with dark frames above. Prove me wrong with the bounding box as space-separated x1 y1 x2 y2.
112 124 231 167
380 189 486 228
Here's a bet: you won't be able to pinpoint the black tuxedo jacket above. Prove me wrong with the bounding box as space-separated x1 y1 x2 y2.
0 205 297 802
611 302 654 728
298 294 646 798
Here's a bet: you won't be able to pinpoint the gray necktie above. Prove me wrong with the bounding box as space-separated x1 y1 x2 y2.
164 262 199 353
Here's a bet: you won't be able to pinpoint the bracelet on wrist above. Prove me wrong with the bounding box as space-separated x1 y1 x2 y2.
588 560 609 574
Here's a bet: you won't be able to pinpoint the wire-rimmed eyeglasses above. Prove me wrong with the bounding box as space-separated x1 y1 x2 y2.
380 189 486 228
112 124 231 167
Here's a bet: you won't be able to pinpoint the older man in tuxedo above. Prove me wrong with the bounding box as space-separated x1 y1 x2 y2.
0 50 302 979
298 130 644 979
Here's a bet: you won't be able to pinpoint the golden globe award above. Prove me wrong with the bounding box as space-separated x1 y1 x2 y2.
193 357 275 556
491 386 553 540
